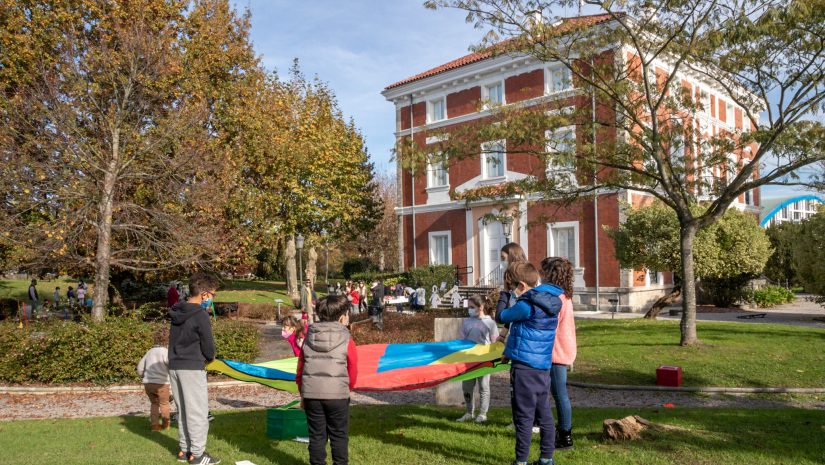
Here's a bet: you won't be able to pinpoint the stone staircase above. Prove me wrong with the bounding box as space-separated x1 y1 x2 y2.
434 285 498 310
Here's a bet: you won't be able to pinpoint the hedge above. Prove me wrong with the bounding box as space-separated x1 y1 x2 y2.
0 317 258 385
748 286 796 308
351 265 458 292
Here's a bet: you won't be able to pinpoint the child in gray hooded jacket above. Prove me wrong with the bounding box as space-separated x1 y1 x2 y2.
456 294 499 424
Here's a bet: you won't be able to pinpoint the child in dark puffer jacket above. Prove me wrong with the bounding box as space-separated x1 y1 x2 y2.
496 262 564 465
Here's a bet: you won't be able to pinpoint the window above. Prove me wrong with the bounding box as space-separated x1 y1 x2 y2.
547 65 573 94
699 88 710 113
547 221 579 267
744 189 752 206
427 97 446 123
726 102 734 127
429 231 451 265
481 140 505 179
545 127 576 182
483 81 504 108
647 269 661 286
426 153 448 188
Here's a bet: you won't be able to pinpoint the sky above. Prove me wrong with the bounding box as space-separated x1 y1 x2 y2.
232 0 815 199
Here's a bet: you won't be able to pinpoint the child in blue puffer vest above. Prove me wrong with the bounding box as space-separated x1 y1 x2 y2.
496 262 564 465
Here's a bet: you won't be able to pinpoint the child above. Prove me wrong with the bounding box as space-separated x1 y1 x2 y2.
67 286 76 308
169 272 220 465
281 314 307 356
456 294 499 423
540 257 577 450
76 285 86 310
497 262 564 465
296 295 358 465
137 326 171 432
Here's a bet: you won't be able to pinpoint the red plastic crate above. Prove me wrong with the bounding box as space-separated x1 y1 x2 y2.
656 365 682 387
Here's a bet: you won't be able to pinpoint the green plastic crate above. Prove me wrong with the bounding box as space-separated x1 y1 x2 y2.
266 400 309 440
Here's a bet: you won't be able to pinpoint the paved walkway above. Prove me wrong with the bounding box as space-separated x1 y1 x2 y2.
577 297 825 328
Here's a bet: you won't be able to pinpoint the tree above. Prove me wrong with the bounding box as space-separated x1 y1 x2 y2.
763 222 802 286
0 0 262 320
229 65 381 302
610 202 771 317
791 206 825 306
350 173 399 272
420 0 824 345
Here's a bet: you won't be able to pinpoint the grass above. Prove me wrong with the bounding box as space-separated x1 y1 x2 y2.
571 319 825 388
0 406 822 465
0 277 81 302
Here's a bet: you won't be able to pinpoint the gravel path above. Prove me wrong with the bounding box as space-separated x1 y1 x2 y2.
3 371 823 422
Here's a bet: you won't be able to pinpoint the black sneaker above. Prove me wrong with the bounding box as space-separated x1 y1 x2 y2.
176 451 192 463
555 427 574 450
189 452 221 465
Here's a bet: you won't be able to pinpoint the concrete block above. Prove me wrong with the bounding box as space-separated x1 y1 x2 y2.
434 318 464 406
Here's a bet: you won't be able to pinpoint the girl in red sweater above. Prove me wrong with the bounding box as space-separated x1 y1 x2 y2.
540 257 578 451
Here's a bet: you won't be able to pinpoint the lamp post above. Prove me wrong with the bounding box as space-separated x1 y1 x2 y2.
501 214 513 244
296 233 305 303
322 229 329 285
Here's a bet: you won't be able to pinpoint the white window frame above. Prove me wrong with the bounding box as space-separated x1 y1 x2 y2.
427 97 446 123
699 87 711 114
481 80 505 109
726 102 735 129
546 221 580 268
645 269 663 287
428 230 452 266
545 64 573 95
426 152 449 189
480 139 506 180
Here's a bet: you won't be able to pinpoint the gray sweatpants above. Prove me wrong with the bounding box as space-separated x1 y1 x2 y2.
462 374 491 416
170 369 209 456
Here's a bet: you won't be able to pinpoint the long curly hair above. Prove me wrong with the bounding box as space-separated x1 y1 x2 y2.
540 257 574 297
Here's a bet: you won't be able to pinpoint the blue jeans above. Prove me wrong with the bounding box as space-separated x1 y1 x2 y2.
550 364 572 431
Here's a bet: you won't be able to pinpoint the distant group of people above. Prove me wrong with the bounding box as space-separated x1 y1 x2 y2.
24 278 89 319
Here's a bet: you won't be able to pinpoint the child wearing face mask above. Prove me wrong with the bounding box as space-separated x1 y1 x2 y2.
280 315 307 356
456 294 500 424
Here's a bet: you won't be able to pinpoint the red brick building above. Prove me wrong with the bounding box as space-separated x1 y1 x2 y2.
381 14 760 311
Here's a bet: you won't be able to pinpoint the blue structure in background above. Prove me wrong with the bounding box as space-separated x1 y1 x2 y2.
759 195 824 227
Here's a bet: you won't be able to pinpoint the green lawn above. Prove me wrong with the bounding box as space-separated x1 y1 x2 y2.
0 406 822 464
572 319 825 388
217 279 327 305
0 277 81 302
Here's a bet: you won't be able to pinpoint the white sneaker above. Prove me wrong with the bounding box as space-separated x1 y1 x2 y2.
475 414 487 423
532 426 541 434
456 413 475 422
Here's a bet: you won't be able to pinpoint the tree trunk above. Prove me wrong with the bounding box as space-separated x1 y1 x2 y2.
306 245 318 286
91 129 119 322
284 236 299 305
679 223 699 345
378 250 385 272
643 286 681 319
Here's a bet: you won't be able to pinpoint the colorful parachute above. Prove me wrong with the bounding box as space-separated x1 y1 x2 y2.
207 339 508 393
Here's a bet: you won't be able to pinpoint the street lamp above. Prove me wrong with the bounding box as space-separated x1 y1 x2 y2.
501 214 513 243
296 233 305 302
321 229 329 285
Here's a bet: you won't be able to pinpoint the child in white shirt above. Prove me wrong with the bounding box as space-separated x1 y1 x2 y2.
456 294 500 423
137 327 171 431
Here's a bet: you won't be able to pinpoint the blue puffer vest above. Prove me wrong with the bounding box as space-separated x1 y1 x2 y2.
502 284 563 370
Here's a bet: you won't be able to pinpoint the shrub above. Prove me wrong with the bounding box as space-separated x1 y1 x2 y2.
342 258 374 279
0 317 259 384
350 270 404 285
701 274 753 308
405 265 457 291
750 286 796 308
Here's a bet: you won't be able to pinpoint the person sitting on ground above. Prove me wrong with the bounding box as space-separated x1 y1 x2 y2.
280 315 307 357
296 295 358 465
169 272 220 465
456 294 499 424
497 262 564 465
137 326 171 432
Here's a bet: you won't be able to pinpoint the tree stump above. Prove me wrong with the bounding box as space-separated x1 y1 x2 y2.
603 415 652 440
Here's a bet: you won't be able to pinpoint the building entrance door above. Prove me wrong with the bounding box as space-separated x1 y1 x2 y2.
482 220 506 285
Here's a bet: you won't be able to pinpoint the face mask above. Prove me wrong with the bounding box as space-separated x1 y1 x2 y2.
200 298 213 310
468 307 479 317
281 329 293 339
